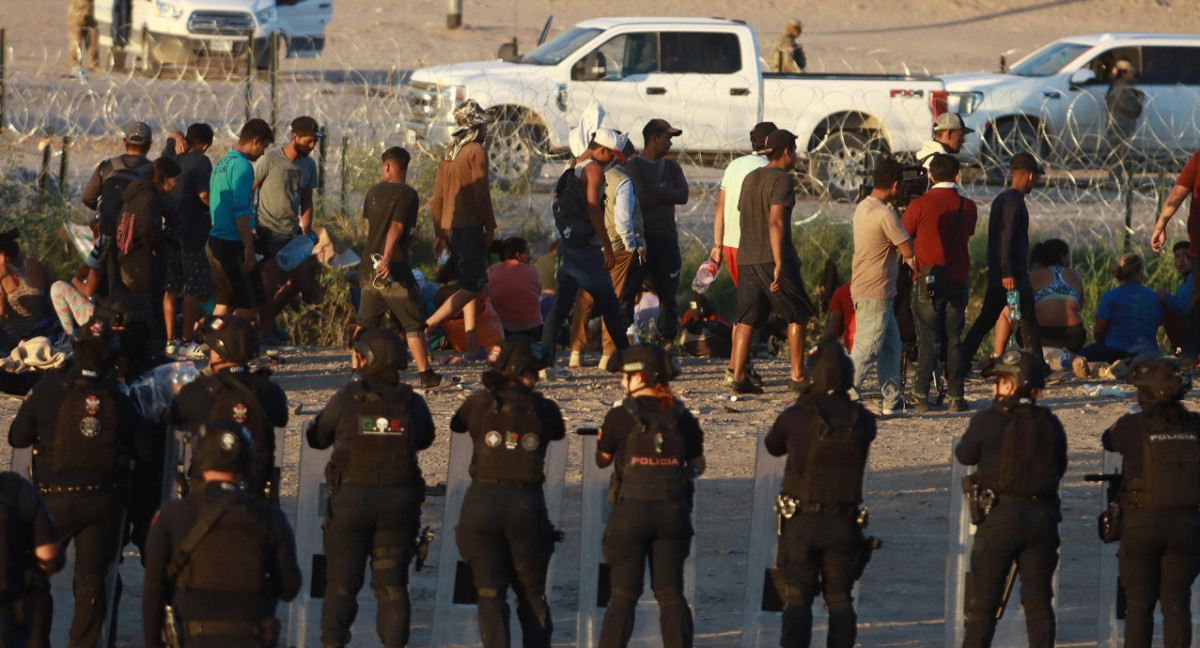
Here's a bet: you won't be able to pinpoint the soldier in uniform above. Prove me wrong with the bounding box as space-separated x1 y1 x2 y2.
765 19 805 74
764 343 876 648
0 471 62 648
1102 359 1200 648
306 328 436 648
67 0 100 71
1106 59 1144 167
168 315 288 501
596 344 705 648
7 319 151 648
451 337 564 648
142 419 302 648
955 350 1067 648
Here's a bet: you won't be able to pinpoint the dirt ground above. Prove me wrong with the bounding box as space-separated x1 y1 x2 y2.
2 346 1190 646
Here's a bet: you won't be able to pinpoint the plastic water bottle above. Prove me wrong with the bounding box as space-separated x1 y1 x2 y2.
691 260 719 294
276 234 318 272
627 324 640 345
1006 289 1021 322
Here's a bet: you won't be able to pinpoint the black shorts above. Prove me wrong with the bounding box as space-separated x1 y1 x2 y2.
163 245 215 297
208 237 266 309
450 225 488 293
357 279 425 336
255 227 303 263
736 261 814 327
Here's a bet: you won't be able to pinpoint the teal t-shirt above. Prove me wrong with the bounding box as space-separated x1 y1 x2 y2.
1096 283 1163 354
209 150 255 241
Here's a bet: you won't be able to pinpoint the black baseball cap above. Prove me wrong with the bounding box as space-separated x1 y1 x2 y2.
1009 152 1044 174
124 121 152 145
643 118 682 139
750 122 778 152
201 315 259 364
291 116 324 139
765 129 798 154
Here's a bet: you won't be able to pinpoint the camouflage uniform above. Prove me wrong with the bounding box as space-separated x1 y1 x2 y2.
766 34 803 74
67 0 100 69
1106 77 1143 166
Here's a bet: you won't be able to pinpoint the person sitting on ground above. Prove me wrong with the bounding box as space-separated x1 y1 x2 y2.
1077 253 1163 371
49 264 103 342
433 260 505 355
992 238 1087 357
823 282 856 353
487 236 544 341
0 229 52 351
1159 241 1193 351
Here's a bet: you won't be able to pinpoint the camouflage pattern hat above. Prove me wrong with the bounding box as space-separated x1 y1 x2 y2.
453 98 494 128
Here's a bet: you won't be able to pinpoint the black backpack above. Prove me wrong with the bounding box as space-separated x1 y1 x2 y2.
552 164 596 249
97 158 149 236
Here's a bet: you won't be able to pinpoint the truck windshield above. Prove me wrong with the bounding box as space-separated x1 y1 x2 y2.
1009 41 1091 77
520 27 602 65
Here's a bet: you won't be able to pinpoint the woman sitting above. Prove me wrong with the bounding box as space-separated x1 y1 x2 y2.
992 238 1086 357
1078 253 1162 364
487 237 543 340
0 229 51 350
49 265 104 340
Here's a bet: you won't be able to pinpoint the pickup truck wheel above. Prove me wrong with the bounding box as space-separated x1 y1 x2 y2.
488 116 544 190
983 119 1043 184
808 130 875 202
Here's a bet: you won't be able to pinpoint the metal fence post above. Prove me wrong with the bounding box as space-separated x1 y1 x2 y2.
339 136 349 216
1 29 7 133
269 31 278 131
37 140 52 196
447 0 462 28
244 31 254 122
317 129 327 198
1123 172 1134 252
59 137 71 197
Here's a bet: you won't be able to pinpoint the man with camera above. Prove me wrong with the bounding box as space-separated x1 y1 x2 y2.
916 113 975 170
901 154 978 412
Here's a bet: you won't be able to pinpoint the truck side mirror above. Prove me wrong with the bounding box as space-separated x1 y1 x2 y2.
571 51 606 81
498 41 518 62
1070 68 1096 89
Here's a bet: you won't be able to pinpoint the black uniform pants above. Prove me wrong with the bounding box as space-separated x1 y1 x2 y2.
776 511 864 648
456 483 555 648
1118 508 1200 648
320 483 422 648
41 490 125 648
963 500 1060 648
599 500 693 648
961 278 1043 369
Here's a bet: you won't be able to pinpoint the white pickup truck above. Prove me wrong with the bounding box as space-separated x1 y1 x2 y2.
401 17 947 199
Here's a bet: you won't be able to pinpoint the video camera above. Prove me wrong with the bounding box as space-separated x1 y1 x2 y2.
855 164 930 212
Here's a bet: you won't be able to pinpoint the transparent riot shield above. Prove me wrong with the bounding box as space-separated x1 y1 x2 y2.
284 439 332 648
9 447 123 648
1094 450 1200 647
576 428 699 648
738 436 867 648
946 435 1058 648
429 429 568 648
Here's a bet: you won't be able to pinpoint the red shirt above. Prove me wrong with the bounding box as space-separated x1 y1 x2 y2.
486 260 543 326
1176 150 1200 255
828 283 856 352
901 186 979 285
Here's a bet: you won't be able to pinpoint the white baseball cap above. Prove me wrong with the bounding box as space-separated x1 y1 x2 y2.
934 112 975 134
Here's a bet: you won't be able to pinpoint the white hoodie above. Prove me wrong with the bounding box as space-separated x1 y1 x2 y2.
916 139 956 169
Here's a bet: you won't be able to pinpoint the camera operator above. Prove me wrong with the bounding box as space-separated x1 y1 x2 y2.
917 113 975 170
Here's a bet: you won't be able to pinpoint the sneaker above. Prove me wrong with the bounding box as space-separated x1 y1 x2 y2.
599 355 612 372
538 366 572 381
724 367 735 385
419 369 443 389
175 340 206 359
747 365 765 387
909 394 933 413
948 398 970 413
1071 355 1092 379
731 379 763 395
165 338 181 355
568 351 583 368
881 399 907 417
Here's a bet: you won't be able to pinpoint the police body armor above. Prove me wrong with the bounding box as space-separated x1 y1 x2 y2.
41 374 125 488
613 397 690 503
175 488 270 595
199 371 273 489
1128 411 1200 510
977 403 1058 497
470 388 548 487
333 382 418 487
781 400 866 508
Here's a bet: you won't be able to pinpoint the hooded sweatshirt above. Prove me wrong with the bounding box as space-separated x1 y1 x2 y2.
117 179 166 299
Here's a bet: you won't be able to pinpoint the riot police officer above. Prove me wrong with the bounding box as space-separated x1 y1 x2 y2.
0 471 62 648
142 419 302 648
169 315 288 500
451 337 564 648
597 343 706 648
306 328 436 648
7 319 152 648
1102 358 1200 648
764 343 876 648
955 349 1067 648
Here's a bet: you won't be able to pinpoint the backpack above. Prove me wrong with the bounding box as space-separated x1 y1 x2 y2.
49 377 124 484
97 159 149 236
338 382 418 487
787 400 867 506
1138 410 1200 509
552 163 596 249
198 372 274 497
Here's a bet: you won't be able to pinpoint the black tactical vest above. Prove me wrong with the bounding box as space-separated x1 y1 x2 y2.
981 404 1059 497
176 487 270 594
0 475 29 600
614 398 690 502
334 382 417 487
199 372 273 483
783 400 867 506
44 375 123 486
1137 411 1200 509
470 389 547 486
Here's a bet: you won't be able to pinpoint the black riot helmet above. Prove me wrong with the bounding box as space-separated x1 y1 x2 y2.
200 315 260 365
802 343 855 394
353 328 408 382
487 337 553 380
609 343 681 386
72 318 120 373
981 349 1046 394
1128 358 1190 407
191 419 255 476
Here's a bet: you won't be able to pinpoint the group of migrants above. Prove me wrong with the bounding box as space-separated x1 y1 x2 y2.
0 83 1199 648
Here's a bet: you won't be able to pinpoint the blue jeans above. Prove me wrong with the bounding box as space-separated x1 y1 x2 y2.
850 297 902 410
911 284 968 399
541 244 629 357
